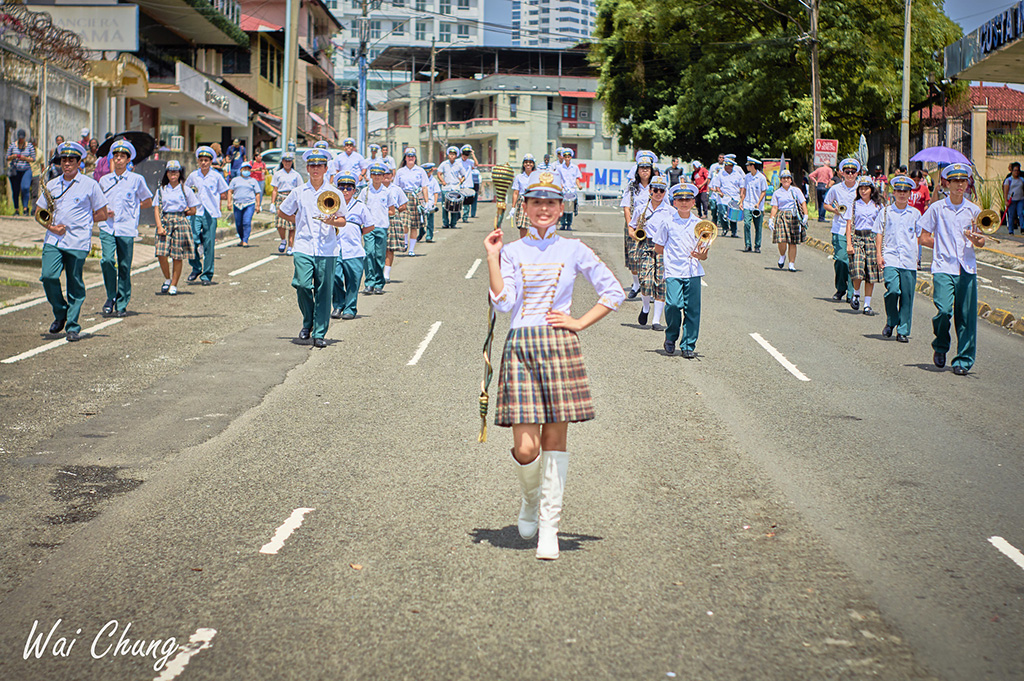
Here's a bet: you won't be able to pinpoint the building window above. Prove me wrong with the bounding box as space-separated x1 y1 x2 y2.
547 96 553 110
439 22 451 42
393 0 404 5
509 95 517 118
457 23 469 39
416 20 428 40
439 0 451 14
393 20 405 35
369 20 381 39
415 0 428 10
223 48 250 74
457 0 469 8
509 138 518 152
327 0 337 8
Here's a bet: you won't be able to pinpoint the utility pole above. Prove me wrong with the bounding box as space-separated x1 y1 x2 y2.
427 38 436 164
900 0 912 166
357 0 368 154
281 0 300 150
809 0 821 143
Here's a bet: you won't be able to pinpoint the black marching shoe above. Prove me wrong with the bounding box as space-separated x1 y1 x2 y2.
850 295 860 311
299 328 311 341
331 308 342 319
313 338 327 348
896 334 909 343
49 318 66 334
627 287 640 300
831 292 844 301
681 349 696 359
743 247 752 253
754 248 761 253
116 309 128 317
341 313 355 320
651 323 665 332
187 272 199 282
201 279 213 286
66 331 80 342
933 351 946 369
160 282 170 294
952 366 968 376
863 306 876 316
102 299 114 315
663 339 676 355
638 309 649 326
882 324 893 337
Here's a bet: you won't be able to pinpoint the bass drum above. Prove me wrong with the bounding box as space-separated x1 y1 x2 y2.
444 190 465 214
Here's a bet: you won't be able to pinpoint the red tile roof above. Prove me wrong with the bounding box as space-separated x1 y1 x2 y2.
934 85 1024 123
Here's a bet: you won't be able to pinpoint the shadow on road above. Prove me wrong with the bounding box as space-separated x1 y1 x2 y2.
468 525 602 553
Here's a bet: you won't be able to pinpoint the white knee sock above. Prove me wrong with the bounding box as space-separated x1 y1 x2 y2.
864 295 872 307
384 265 392 279
653 300 665 324
779 254 786 266
641 295 651 312
408 237 417 254
631 274 640 290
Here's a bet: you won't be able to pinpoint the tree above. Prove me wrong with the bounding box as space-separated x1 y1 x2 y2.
591 0 962 162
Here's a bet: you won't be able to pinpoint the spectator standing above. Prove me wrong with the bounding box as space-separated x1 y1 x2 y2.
908 170 931 214
808 162 834 222
1004 163 1023 235
82 138 100 177
6 129 35 216
471 165 481 218
692 160 709 217
93 133 114 181
666 158 685 187
225 138 246 179
250 149 266 185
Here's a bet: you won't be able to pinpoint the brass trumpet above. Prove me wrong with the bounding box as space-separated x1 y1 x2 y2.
694 219 717 248
836 204 847 215
316 189 343 234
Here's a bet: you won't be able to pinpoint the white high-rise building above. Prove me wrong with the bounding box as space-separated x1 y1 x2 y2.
511 0 595 47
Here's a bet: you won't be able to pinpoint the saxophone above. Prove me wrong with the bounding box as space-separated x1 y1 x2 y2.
35 183 55 228
632 197 651 243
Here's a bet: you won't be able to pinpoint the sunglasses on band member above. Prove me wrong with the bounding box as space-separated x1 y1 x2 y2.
339 184 356 189
843 169 857 174
651 188 666 193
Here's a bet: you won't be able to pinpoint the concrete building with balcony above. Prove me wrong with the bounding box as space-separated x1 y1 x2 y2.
369 45 631 168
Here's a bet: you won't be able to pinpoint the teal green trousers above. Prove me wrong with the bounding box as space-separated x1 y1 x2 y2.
665 276 702 350
832 234 854 299
292 252 336 339
99 231 135 312
931 269 977 370
883 266 917 336
40 243 88 334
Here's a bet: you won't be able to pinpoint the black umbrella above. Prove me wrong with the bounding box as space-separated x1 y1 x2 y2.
96 131 156 164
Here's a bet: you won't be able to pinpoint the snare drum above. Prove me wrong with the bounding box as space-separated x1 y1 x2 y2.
562 191 577 213
728 201 743 223
444 190 464 214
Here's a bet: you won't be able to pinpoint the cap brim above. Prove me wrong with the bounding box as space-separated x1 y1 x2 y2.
524 189 564 200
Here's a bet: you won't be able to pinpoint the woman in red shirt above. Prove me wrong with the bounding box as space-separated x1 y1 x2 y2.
908 169 930 213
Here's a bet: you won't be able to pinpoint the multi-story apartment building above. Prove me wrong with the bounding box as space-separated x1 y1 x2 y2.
511 0 596 47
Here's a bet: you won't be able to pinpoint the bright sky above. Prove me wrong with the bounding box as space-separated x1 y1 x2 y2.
940 0 1022 88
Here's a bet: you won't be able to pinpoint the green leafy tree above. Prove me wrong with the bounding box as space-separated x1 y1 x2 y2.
592 0 962 161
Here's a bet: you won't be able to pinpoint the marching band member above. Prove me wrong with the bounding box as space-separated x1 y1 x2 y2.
330 137 364 183
332 170 375 321
634 175 673 330
277 148 346 348
438 146 465 229
98 139 153 317
739 157 768 253
382 166 408 282
716 154 744 237
458 144 477 223
706 153 725 225
153 160 199 296
879 175 922 342
484 171 625 560
184 146 229 285
918 163 983 376
768 169 808 271
556 148 583 231
823 158 860 301
394 148 429 256
272 152 303 255
379 143 397 170
357 163 391 295
511 153 538 238
362 143 384 174
420 162 440 243
621 151 657 299
654 183 708 359
227 161 262 247
36 141 108 342
843 176 884 315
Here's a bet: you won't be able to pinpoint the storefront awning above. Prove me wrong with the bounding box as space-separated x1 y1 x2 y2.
558 90 596 99
146 62 248 126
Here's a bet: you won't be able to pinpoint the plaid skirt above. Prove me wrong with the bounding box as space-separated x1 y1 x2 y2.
849 233 883 282
624 224 642 273
638 240 665 298
772 211 806 244
495 325 595 426
401 192 421 232
275 191 294 231
154 212 194 260
513 196 529 232
387 212 407 251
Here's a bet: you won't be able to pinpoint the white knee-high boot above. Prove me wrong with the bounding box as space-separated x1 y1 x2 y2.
536 450 568 560
512 450 542 539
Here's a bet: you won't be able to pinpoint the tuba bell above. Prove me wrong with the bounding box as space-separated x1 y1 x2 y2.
976 208 1001 234
694 219 717 248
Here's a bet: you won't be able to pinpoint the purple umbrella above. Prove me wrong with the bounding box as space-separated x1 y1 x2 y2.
910 146 971 165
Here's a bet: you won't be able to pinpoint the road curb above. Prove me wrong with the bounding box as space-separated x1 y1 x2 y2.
802 236 1024 338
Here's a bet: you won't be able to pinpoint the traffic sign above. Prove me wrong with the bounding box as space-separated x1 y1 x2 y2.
814 139 839 167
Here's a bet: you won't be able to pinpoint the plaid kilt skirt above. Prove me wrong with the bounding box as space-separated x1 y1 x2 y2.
154 212 194 260
275 191 294 231
495 325 595 426
638 240 665 298
513 196 529 232
387 212 407 251
772 211 806 244
849 233 883 282
624 224 642 274
401 192 421 232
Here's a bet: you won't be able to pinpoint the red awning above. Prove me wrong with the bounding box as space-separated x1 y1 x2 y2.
558 91 596 99
240 14 283 32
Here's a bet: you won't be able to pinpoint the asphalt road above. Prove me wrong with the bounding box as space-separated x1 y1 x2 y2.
0 205 1021 681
